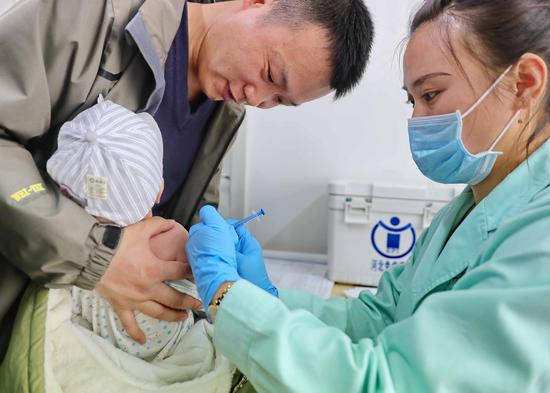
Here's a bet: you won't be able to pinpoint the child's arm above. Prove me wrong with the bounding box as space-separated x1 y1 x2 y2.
150 222 201 301
149 222 189 262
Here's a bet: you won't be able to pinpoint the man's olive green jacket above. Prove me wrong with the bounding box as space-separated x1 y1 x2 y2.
0 0 245 359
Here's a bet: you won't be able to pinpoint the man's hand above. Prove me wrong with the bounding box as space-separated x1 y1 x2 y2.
95 217 199 344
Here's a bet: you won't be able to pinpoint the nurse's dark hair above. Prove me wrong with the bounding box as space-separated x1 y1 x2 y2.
264 0 374 99
410 0 550 149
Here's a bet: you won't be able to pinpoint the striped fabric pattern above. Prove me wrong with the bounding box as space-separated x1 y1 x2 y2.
47 96 163 226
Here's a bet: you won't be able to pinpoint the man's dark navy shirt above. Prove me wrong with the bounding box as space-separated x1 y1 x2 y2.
153 1 217 215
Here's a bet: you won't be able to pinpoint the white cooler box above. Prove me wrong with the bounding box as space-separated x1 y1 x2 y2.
327 180 460 287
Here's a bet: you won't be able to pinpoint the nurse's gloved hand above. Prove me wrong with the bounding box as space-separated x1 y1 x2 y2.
232 223 278 297
186 206 241 310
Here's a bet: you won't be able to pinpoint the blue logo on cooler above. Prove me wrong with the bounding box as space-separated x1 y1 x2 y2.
371 216 416 259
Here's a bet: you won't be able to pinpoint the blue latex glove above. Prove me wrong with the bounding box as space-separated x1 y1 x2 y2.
232 222 278 297
186 206 241 310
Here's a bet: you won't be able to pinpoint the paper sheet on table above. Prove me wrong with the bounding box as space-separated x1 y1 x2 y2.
264 259 334 299
343 286 377 298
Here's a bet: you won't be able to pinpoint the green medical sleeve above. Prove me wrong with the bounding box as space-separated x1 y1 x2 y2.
215 267 550 393
278 262 407 342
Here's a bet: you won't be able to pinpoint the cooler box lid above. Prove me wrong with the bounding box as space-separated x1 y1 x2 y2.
328 179 461 202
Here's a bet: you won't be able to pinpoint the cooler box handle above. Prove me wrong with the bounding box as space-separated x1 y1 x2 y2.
344 197 372 224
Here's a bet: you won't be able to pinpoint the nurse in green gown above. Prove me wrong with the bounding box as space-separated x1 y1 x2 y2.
187 1 550 392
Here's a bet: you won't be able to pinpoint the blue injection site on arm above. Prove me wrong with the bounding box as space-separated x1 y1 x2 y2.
232 209 265 228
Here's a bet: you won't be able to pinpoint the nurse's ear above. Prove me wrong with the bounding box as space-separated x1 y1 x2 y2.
512 53 548 111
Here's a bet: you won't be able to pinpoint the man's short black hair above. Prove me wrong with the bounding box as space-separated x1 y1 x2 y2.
266 0 375 99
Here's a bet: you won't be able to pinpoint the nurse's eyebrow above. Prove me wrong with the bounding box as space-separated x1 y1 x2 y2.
403 72 451 91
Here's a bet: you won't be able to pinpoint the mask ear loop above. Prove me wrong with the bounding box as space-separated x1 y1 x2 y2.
488 110 521 152
460 64 518 153
462 65 514 119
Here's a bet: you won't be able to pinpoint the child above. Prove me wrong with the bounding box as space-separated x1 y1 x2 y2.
47 96 199 361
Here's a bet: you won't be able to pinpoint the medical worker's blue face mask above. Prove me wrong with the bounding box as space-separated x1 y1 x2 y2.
407 65 520 185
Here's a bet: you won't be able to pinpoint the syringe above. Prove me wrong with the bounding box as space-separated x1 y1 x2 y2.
232 209 265 228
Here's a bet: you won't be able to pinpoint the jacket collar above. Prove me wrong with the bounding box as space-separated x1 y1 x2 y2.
124 0 186 114
135 0 186 65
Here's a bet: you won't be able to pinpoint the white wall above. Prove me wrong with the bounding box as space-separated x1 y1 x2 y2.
236 0 434 254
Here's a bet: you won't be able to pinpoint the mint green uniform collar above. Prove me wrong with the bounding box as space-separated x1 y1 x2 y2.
479 139 550 232
411 138 550 305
